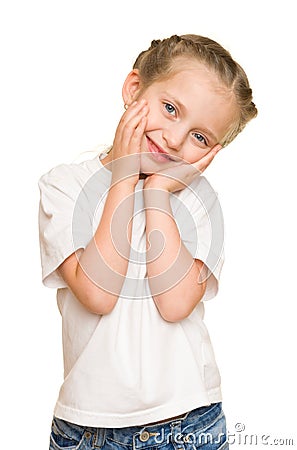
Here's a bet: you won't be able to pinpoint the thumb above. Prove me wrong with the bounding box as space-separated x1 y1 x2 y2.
212 143 223 155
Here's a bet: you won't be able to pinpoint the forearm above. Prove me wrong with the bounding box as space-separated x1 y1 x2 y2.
66 180 135 314
143 186 206 322
58 100 149 314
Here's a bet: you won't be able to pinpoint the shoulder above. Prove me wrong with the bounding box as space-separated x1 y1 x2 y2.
38 157 102 195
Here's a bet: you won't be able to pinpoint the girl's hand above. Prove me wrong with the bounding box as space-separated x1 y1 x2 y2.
111 99 149 186
143 144 222 192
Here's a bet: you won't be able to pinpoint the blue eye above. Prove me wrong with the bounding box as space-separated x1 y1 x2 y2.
193 133 207 145
164 103 176 115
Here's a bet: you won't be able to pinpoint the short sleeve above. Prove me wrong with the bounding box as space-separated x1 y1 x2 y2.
38 165 90 289
172 176 225 301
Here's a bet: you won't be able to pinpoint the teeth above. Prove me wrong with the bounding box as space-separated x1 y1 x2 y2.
146 136 174 161
159 153 171 160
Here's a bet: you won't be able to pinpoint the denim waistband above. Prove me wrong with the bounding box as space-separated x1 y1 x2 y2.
103 402 223 447
53 402 223 449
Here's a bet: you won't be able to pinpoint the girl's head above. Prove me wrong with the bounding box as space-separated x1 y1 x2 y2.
116 34 258 175
126 34 257 149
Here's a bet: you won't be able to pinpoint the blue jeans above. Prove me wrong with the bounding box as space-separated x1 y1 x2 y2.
49 402 228 450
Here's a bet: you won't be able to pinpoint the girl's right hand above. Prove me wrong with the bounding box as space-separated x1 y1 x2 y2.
110 99 148 186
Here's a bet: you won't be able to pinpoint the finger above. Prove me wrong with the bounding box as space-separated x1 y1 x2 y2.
120 107 149 152
118 103 149 145
155 163 198 190
112 119 148 185
119 99 148 127
114 100 147 142
112 115 147 162
130 116 147 143
194 144 222 173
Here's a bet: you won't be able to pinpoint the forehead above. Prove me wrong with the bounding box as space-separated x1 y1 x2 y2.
161 59 233 101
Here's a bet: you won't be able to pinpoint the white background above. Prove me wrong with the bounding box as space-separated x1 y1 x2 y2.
1 0 296 448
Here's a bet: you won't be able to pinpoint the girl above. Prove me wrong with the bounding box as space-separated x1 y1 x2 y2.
39 34 257 450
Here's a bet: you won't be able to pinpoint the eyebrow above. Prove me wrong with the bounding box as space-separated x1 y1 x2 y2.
162 91 219 143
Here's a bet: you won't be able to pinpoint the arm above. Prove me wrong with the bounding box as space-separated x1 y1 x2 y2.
57 100 149 315
58 180 136 315
143 184 207 323
143 145 221 322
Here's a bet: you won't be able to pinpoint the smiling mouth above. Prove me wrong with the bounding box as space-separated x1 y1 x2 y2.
146 136 176 162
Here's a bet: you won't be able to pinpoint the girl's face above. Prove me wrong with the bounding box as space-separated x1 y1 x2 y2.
136 61 238 174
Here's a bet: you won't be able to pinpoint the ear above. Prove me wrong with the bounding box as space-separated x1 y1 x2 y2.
122 69 142 106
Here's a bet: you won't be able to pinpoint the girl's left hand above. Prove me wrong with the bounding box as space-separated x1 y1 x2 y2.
143 144 222 192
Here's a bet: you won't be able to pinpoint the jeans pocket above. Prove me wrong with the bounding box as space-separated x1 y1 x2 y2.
49 417 86 450
183 406 228 450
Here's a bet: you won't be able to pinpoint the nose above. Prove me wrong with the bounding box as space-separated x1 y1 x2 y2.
162 125 186 152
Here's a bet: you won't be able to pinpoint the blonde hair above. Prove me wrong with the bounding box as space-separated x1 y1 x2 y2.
133 34 257 146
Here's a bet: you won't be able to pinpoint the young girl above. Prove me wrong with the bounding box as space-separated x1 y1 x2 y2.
39 34 257 450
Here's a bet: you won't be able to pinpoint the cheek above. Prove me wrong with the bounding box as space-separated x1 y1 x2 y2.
144 107 163 131
183 146 208 164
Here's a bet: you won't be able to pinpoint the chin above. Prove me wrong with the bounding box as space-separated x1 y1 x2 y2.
139 152 158 175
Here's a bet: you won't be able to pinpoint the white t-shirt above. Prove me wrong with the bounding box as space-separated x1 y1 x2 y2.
38 155 224 428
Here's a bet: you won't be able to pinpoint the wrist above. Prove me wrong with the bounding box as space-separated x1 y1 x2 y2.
143 175 170 192
111 156 140 187
110 176 138 192
143 183 171 212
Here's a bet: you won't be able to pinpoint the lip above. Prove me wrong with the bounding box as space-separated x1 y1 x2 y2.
146 136 176 162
